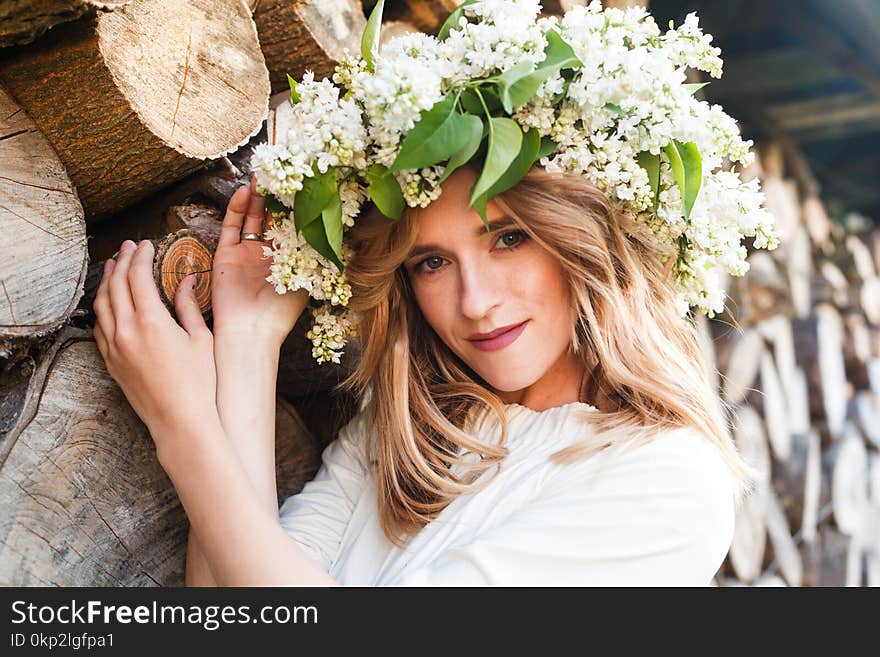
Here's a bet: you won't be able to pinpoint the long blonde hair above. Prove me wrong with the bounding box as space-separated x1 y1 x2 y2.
340 164 758 547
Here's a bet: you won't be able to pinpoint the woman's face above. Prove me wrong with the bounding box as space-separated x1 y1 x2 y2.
403 166 582 407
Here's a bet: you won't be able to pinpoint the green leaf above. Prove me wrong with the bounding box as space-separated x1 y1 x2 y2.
636 151 661 210
301 190 344 272
486 126 540 198
366 164 405 220
471 127 541 228
683 82 709 96
538 136 557 160
604 102 626 117
460 85 503 115
361 0 385 70
543 28 583 70
322 191 345 268
439 113 484 184
469 117 523 218
263 193 289 218
437 0 478 41
287 74 301 104
664 140 702 220
390 94 471 172
294 166 337 232
498 29 582 113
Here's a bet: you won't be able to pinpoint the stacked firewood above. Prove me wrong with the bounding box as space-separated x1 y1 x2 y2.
0 0 381 586
705 140 880 586
3 0 873 587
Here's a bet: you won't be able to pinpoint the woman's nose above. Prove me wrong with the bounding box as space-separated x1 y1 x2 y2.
458 259 501 320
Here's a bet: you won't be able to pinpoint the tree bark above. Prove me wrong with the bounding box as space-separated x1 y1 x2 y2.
0 0 270 221
0 0 130 48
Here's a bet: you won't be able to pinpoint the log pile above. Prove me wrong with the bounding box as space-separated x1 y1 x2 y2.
1 0 877 587
0 0 360 586
708 139 880 587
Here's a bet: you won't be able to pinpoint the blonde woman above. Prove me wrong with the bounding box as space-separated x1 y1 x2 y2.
93 161 757 586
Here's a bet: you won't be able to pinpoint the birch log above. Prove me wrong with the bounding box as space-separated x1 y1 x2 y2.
0 87 88 346
0 330 321 586
249 0 365 96
0 0 270 220
0 1 130 48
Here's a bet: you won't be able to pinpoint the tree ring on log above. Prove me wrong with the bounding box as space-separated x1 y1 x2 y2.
151 230 215 316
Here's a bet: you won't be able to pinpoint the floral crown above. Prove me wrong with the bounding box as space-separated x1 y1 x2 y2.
251 0 779 365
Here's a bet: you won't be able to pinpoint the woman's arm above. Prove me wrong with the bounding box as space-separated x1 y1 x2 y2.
158 415 337 586
186 178 310 586
94 235 332 586
184 336 286 587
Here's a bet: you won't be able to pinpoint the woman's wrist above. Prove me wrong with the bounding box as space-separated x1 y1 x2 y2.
154 412 227 475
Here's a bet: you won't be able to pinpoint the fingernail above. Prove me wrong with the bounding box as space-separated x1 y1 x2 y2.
138 239 151 249
104 260 114 271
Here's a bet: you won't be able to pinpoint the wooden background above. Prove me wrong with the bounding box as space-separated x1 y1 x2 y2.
1 0 877 586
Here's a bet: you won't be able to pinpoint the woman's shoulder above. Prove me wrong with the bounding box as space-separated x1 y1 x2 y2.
548 424 737 530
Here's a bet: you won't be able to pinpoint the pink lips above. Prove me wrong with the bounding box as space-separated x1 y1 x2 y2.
467 321 528 352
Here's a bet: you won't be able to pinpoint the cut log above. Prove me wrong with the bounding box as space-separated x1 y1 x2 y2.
751 350 791 461
830 424 869 537
846 234 877 280
250 0 365 96
151 230 216 317
771 430 821 542
842 312 874 391
377 0 463 33
0 1 130 48
0 0 270 220
77 229 217 325
0 329 322 585
693 314 719 393
853 392 880 449
762 177 800 258
0 86 88 345
792 305 850 439
786 223 813 318
860 276 880 325
728 406 770 583
802 195 831 249
379 20 422 45
817 524 853 586
719 328 764 405
765 486 803 586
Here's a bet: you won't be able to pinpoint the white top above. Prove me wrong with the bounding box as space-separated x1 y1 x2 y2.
278 400 737 586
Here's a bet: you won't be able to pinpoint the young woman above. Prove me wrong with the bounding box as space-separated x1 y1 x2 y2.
93 161 756 586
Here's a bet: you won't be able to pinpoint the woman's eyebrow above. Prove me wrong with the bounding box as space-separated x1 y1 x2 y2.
406 216 516 260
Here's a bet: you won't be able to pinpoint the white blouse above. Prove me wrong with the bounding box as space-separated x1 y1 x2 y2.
278 400 737 586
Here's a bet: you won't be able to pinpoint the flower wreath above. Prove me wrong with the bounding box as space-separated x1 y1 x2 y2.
251 0 779 365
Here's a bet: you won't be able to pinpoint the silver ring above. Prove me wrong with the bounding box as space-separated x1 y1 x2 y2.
241 232 265 241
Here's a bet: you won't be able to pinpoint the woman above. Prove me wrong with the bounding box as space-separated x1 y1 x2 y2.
93 160 756 586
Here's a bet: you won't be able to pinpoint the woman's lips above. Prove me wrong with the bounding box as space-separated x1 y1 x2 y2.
467 321 528 352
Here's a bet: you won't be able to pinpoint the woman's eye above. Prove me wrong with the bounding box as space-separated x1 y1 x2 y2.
495 230 527 249
415 256 445 274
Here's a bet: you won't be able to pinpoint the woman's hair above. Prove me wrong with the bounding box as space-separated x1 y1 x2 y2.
340 163 759 547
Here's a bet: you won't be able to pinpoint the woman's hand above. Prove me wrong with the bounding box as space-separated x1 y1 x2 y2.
211 176 309 348
92 239 219 449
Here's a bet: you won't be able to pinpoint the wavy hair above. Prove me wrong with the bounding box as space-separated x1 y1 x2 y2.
339 164 758 547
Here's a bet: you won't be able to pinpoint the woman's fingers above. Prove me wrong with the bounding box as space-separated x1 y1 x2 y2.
218 184 252 248
242 174 267 238
128 240 166 315
93 259 116 343
93 320 108 357
108 240 137 324
174 273 209 337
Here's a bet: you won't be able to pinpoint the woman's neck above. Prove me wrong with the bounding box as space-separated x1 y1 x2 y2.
495 348 587 412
